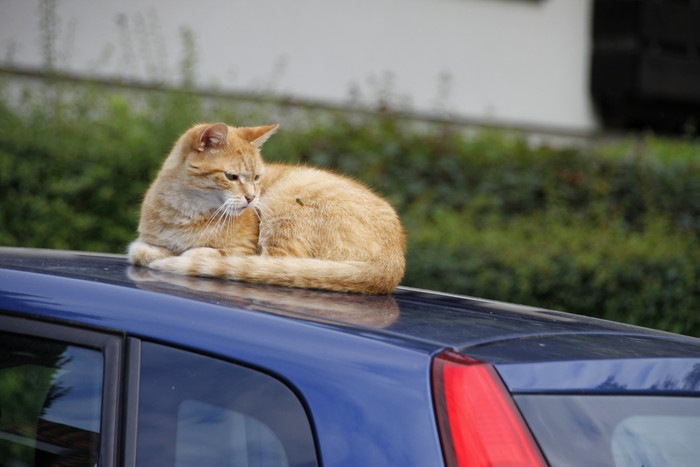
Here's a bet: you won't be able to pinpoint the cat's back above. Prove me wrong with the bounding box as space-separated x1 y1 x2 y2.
262 163 395 211
258 163 406 261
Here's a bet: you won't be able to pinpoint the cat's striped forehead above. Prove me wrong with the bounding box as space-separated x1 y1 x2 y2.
224 146 264 176
188 139 263 174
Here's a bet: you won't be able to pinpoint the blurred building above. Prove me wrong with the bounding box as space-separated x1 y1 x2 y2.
1 0 698 136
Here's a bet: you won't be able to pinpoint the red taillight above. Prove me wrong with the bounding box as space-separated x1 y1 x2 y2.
432 350 547 467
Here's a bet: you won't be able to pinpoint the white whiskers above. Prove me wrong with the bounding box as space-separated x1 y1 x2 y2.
253 200 272 223
202 198 242 245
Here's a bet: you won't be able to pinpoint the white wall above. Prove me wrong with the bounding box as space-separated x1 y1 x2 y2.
0 0 598 134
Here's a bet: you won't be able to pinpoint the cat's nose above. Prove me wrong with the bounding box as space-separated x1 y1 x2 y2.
244 194 256 204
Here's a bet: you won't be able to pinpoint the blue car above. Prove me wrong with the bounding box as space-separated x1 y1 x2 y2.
1 247 699 466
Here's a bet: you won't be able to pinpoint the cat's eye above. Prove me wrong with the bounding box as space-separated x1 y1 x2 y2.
254 175 261 181
225 173 239 181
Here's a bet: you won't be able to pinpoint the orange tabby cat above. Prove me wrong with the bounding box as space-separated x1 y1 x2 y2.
128 122 406 294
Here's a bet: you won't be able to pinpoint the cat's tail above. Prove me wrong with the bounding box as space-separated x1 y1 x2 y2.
149 254 405 294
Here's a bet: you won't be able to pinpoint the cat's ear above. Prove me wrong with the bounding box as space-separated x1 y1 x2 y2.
238 124 279 148
195 123 228 152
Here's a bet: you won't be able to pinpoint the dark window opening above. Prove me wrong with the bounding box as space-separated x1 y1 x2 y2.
591 0 700 133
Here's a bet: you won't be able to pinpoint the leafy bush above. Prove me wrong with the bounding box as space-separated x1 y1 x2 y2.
406 212 699 335
1 78 699 335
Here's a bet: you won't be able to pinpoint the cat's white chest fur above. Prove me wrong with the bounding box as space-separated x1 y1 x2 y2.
175 188 227 220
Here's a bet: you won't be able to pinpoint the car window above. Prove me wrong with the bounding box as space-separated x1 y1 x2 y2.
0 332 103 466
135 342 318 467
612 415 700 467
515 395 700 467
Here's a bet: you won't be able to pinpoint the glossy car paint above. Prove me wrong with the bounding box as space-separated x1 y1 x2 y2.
2 247 700 465
0 249 442 466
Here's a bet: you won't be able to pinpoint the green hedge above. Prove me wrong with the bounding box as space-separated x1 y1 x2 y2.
1 80 699 335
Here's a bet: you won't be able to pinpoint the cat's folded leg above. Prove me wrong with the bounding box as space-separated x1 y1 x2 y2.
182 247 223 258
182 244 257 258
128 239 176 266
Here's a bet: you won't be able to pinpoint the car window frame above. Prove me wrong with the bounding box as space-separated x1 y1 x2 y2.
0 313 123 467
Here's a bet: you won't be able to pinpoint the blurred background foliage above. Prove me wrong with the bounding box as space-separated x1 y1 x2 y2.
0 76 699 336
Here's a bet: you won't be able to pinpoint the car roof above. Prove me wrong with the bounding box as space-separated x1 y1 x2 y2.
1 247 699 362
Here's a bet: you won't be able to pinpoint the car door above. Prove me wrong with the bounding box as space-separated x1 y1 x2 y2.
0 314 319 467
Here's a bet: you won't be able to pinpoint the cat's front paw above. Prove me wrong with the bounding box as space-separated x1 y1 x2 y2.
128 240 175 266
182 247 223 258
150 256 194 275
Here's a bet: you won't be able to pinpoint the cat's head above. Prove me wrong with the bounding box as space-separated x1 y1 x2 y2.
163 122 278 214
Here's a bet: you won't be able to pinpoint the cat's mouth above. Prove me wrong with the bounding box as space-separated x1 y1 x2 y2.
223 197 257 216
208 198 243 219
227 204 248 217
